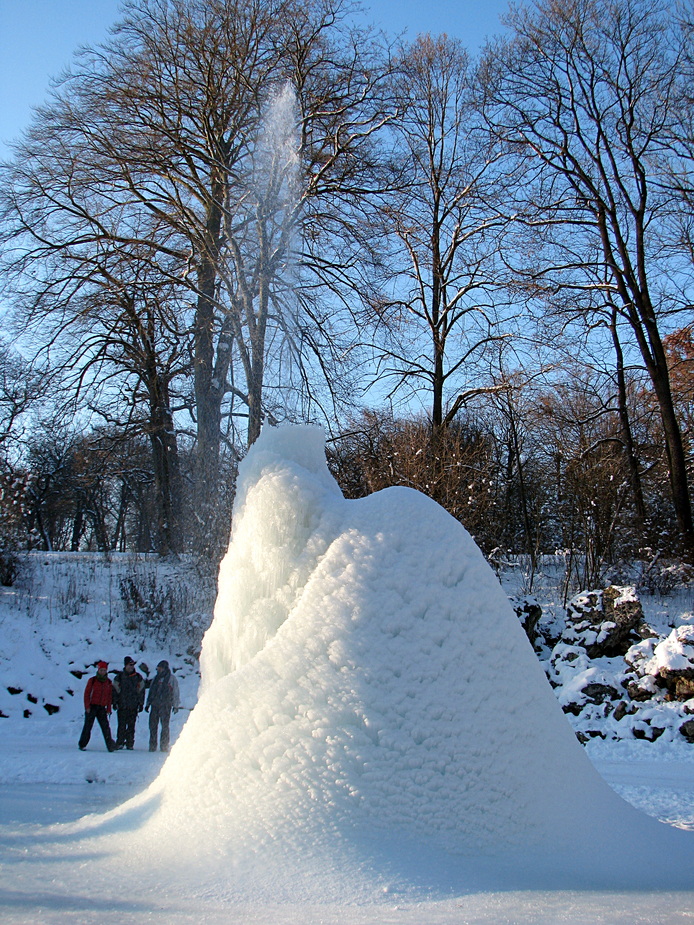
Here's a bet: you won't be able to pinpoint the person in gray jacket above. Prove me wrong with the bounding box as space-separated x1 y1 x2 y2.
145 659 180 752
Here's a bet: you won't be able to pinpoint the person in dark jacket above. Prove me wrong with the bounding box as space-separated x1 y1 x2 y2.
112 656 145 750
78 661 116 752
145 659 180 752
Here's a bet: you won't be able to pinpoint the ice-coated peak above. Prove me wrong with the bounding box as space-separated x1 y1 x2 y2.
242 423 339 489
200 424 342 681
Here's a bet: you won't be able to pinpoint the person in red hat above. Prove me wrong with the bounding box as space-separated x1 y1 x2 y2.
78 661 117 752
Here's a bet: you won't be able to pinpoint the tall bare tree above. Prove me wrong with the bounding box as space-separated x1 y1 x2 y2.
368 34 510 434
481 0 694 551
0 0 392 553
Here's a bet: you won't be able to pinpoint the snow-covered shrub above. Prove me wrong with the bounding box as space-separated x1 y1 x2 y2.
635 552 694 596
118 557 214 651
55 572 90 620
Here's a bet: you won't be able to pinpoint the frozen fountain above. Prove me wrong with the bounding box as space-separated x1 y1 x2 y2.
85 424 694 902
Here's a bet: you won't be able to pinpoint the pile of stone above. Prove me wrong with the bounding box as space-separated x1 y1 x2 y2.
516 585 694 745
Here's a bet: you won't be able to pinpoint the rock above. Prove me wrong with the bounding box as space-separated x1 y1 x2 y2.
613 700 633 721
627 675 661 702
576 730 605 744
634 622 659 641
632 722 665 742
672 676 694 700
649 626 694 701
625 637 658 673
565 586 645 658
513 597 543 648
679 719 694 743
581 682 620 704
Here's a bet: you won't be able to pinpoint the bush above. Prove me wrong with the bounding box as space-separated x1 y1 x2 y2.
118 558 215 648
0 546 19 587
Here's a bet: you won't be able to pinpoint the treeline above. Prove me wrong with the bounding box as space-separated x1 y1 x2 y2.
0 420 237 561
0 0 692 580
331 333 692 590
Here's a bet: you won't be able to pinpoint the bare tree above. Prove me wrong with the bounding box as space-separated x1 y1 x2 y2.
329 408 499 548
481 0 694 551
367 34 511 434
0 175 189 555
0 343 47 462
0 0 392 553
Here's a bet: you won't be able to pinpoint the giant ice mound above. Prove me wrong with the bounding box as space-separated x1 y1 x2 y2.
99 425 693 900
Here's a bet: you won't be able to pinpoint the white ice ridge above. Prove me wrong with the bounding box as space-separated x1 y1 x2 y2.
90 424 694 902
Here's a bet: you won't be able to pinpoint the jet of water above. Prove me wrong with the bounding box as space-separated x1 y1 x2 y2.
253 81 301 225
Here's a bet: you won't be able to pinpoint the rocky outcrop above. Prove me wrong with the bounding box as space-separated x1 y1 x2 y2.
538 585 694 745
513 596 542 648
632 625 694 702
564 586 646 658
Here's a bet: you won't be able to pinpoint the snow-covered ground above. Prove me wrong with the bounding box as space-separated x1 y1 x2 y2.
1 426 693 923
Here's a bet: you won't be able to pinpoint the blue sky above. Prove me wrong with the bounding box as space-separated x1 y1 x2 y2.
0 0 512 159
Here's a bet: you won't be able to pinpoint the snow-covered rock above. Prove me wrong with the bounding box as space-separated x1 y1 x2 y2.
564 585 646 657
644 625 694 700
513 595 542 647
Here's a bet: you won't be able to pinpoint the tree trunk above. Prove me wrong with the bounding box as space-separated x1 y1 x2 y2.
70 509 84 552
609 308 647 528
614 278 694 551
148 399 183 557
193 203 224 551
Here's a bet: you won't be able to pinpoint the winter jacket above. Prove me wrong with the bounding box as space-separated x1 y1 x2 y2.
147 668 180 712
83 674 113 713
112 670 145 711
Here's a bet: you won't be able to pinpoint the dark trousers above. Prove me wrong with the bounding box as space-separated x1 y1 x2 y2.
115 707 139 749
79 705 115 751
149 705 172 751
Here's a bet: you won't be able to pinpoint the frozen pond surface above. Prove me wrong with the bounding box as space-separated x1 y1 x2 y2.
3 752 694 830
0 781 140 825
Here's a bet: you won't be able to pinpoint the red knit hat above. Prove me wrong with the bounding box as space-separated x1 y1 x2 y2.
97 661 108 669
